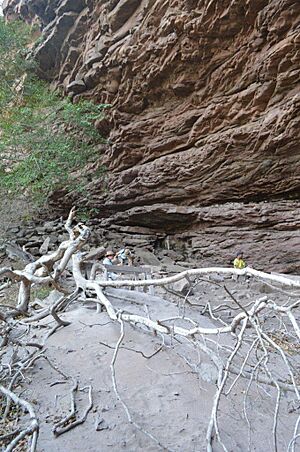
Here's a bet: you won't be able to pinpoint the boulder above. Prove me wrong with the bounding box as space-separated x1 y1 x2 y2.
66 79 86 94
7 0 300 273
82 246 106 261
134 249 161 266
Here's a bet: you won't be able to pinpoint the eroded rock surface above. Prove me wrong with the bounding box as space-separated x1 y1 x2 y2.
3 0 300 271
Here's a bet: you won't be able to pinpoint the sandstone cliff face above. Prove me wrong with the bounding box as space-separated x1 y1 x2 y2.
3 0 300 271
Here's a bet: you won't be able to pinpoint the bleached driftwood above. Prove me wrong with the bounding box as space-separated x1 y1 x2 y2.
0 385 38 452
87 265 300 289
0 208 90 315
1 208 299 452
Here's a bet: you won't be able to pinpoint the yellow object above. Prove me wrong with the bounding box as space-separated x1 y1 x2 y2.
233 258 246 269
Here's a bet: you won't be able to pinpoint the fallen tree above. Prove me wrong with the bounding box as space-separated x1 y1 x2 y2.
0 209 299 451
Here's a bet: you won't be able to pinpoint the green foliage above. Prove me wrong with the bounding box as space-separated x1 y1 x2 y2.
61 100 110 141
0 18 109 205
31 285 53 300
0 18 33 108
76 206 101 221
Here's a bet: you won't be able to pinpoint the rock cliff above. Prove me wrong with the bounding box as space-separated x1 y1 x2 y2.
3 0 300 271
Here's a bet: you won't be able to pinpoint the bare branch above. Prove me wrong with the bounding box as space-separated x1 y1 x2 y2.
0 385 39 452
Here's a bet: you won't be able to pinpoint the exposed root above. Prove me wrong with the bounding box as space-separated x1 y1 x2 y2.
1 208 299 451
0 385 39 452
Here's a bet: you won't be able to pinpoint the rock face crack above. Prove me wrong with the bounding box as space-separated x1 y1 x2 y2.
3 0 300 271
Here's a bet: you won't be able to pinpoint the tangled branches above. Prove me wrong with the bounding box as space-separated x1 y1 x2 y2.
0 209 299 451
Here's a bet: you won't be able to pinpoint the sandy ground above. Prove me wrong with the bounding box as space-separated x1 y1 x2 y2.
9 277 298 452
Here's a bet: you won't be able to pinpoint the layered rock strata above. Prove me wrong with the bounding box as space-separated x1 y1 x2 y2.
3 0 300 271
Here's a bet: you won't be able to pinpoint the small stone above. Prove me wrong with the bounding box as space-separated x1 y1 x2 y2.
95 418 109 431
67 79 86 94
39 236 51 254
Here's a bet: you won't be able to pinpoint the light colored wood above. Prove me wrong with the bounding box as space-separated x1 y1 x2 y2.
103 264 152 274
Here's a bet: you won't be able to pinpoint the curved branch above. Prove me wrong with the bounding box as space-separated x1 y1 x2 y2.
80 265 300 289
0 385 39 452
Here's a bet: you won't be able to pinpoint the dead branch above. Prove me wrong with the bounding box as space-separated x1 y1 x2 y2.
206 318 248 451
49 304 71 327
85 265 300 290
1 351 69 423
52 378 77 436
1 210 300 451
110 316 172 451
0 385 39 452
0 209 90 316
288 416 300 452
0 428 22 443
99 340 163 359
52 380 93 437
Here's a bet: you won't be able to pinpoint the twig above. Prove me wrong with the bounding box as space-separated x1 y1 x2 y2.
52 378 78 436
49 380 68 387
99 340 163 359
288 416 300 452
261 331 300 399
54 385 93 436
206 318 248 452
0 428 22 442
0 385 39 452
3 351 69 420
110 316 173 451
52 379 93 437
252 319 281 452
49 304 71 327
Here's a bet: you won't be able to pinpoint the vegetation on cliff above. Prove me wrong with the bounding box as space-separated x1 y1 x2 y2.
0 18 107 205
